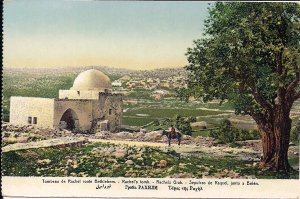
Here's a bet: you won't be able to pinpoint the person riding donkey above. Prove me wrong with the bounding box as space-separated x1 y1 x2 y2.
170 125 176 139
162 125 182 146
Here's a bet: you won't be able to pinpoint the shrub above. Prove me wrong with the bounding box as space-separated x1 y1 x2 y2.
174 115 193 136
220 119 232 130
249 129 260 140
209 119 260 143
148 115 195 136
240 129 249 140
188 116 197 123
217 119 235 143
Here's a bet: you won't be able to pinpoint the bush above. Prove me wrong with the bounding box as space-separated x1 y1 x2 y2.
220 119 232 130
249 129 260 140
174 115 193 136
209 119 260 143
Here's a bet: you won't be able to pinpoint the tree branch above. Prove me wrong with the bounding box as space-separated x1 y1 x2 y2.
246 79 273 111
287 74 300 92
253 92 273 110
277 49 290 83
286 58 299 95
276 50 284 76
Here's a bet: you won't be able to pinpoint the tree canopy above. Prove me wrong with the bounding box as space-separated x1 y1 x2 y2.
185 3 300 117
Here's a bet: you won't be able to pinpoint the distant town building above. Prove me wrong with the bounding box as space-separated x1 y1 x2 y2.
112 81 122 87
10 69 123 133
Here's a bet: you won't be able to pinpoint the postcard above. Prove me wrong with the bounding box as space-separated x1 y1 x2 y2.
2 1 300 198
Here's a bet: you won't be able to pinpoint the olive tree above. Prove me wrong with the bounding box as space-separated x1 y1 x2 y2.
185 2 300 172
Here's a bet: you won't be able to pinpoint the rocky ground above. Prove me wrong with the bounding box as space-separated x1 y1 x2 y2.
2 123 299 178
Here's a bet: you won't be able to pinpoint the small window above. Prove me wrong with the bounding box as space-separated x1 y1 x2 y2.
28 117 32 124
77 91 80 95
33 117 37 124
109 109 112 115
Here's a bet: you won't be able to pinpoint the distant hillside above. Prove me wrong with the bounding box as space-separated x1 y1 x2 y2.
3 66 133 77
3 66 186 79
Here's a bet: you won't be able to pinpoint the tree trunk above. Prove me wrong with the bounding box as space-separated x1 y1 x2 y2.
257 107 292 172
258 123 276 167
272 106 292 172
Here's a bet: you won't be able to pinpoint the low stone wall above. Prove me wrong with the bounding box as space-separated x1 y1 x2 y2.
2 137 88 152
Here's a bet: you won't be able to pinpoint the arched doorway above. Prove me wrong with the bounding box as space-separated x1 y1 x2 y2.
60 109 79 130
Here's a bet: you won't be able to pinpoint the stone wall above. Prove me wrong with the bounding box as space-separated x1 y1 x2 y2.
10 93 122 133
10 97 55 128
93 93 123 132
53 100 93 131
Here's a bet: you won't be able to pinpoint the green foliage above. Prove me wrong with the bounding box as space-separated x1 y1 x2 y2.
125 89 152 100
139 115 195 135
209 119 260 143
175 88 194 102
184 2 300 115
191 129 211 138
173 115 195 136
2 151 38 176
184 3 299 171
219 119 235 143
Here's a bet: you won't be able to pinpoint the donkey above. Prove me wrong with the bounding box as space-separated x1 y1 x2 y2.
162 130 182 146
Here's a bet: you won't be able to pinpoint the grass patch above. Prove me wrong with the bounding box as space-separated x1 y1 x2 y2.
289 156 299 167
123 108 224 118
122 116 155 126
191 129 211 138
122 107 227 127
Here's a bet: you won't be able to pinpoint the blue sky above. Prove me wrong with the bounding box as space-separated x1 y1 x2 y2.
4 0 210 70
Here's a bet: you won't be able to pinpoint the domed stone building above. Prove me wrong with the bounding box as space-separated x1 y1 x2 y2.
9 69 123 132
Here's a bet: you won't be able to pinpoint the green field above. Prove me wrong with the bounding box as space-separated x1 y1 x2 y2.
124 108 225 118
191 127 213 138
122 107 230 127
122 116 155 127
